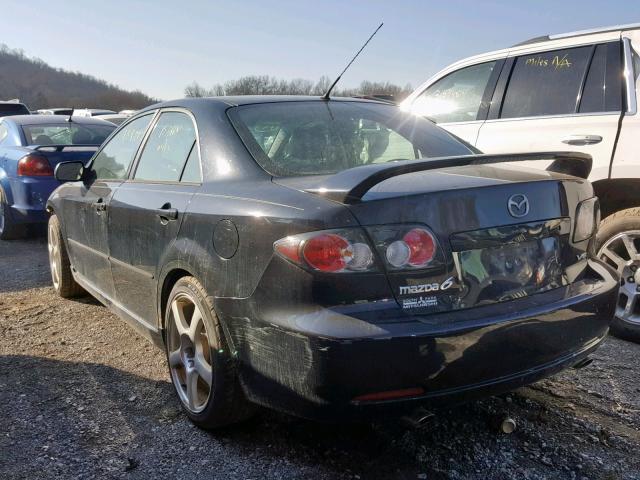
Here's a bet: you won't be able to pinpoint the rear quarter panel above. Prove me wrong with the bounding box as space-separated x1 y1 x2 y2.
163 179 360 300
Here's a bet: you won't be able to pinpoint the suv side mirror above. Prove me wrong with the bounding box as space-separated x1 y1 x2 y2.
55 161 85 182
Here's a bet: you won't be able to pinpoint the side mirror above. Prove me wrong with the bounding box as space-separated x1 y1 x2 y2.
55 161 85 182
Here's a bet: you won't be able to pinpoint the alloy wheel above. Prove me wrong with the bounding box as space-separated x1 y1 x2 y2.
167 293 213 413
47 222 61 291
598 230 640 325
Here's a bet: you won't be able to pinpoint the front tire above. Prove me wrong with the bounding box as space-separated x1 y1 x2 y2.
48 214 84 298
596 208 640 343
164 276 254 429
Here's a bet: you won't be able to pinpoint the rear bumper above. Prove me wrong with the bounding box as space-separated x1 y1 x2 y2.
6 176 59 224
219 260 617 420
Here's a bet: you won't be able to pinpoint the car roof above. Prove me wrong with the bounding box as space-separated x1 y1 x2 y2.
140 95 387 114
1 114 115 126
514 22 640 47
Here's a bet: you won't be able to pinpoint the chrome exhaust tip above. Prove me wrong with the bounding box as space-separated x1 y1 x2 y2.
572 357 593 369
400 407 435 429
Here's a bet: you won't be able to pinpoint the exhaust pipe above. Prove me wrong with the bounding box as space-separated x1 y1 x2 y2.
572 357 593 370
401 407 435 429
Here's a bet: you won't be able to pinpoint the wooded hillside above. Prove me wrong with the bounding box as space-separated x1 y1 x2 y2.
0 44 157 111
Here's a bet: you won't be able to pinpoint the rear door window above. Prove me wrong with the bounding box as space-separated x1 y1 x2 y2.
91 114 153 180
410 61 497 123
133 111 197 182
180 143 202 183
500 46 592 118
579 42 623 113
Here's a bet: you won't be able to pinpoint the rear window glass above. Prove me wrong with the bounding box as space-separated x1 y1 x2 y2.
22 123 115 146
501 46 592 119
0 103 30 117
231 101 474 176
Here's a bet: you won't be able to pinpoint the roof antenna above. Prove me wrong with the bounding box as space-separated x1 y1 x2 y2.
322 22 384 100
67 108 74 122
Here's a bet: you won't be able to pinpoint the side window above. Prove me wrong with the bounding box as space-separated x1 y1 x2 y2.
501 46 592 119
180 143 202 182
134 112 196 182
411 61 497 123
91 114 153 180
579 42 623 113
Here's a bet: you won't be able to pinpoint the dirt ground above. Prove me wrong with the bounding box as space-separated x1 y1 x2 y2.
1 237 640 480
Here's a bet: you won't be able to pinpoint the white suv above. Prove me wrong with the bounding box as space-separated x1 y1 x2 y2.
401 23 640 342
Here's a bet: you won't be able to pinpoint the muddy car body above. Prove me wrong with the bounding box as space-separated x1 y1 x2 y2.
46 97 617 427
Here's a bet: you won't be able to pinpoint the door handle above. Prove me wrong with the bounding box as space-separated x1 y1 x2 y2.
92 198 106 213
155 204 178 222
561 134 603 146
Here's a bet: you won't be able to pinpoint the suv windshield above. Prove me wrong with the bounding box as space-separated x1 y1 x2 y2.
231 101 474 176
22 123 115 146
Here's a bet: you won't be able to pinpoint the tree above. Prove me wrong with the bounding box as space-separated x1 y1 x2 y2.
184 82 208 98
183 76 413 101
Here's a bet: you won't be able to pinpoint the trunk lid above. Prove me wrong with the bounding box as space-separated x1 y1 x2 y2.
347 165 579 314
31 145 98 169
276 155 594 315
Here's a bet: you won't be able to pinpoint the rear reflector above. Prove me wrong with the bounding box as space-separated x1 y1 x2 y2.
17 154 53 176
352 387 425 403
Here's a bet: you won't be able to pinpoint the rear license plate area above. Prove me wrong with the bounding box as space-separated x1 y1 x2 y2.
456 236 563 307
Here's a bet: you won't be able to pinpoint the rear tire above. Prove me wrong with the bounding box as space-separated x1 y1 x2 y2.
0 187 24 240
164 276 255 429
48 214 84 298
595 208 640 343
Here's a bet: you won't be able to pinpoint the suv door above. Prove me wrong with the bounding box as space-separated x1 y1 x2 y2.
475 42 624 180
404 60 503 145
107 110 202 327
62 113 154 299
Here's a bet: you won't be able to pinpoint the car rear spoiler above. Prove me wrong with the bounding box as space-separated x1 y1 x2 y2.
33 144 100 152
299 151 592 204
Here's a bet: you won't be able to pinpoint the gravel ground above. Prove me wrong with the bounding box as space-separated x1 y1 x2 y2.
1 237 640 480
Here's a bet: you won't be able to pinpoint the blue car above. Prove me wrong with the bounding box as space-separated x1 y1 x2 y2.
0 115 115 239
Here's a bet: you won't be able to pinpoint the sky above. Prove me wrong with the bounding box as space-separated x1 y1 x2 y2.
3 0 640 100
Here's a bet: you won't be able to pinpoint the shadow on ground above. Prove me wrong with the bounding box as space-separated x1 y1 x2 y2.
1 354 638 480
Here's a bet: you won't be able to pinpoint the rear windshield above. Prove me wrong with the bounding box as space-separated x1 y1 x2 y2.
22 123 115 146
230 101 474 176
0 103 30 117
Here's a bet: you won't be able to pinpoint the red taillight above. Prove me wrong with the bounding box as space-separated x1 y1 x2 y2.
386 228 436 268
17 154 53 176
274 229 375 273
303 233 350 272
403 228 435 266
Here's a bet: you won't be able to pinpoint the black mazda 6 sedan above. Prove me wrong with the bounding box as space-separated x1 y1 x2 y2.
46 96 617 428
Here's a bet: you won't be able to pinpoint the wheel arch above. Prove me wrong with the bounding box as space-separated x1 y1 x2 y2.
0 174 13 205
593 178 640 219
157 264 195 333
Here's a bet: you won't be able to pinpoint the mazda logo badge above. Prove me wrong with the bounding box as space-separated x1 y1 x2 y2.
508 194 529 218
